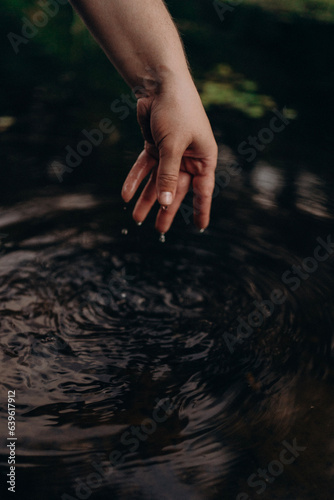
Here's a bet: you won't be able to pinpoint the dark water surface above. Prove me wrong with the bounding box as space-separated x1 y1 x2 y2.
1 3 334 498
1 155 334 500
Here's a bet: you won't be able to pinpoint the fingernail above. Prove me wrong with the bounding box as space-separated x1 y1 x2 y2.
159 191 173 205
161 205 168 211
159 233 166 243
136 222 142 226
199 228 205 233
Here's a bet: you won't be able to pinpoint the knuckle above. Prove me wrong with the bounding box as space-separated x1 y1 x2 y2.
158 173 179 185
159 140 184 158
198 190 213 200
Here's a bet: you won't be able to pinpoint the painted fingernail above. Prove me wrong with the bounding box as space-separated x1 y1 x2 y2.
161 205 168 211
199 228 205 233
159 233 166 243
159 191 173 205
136 221 142 226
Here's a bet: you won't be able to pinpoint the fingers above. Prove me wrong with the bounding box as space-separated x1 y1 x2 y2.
192 169 216 230
129 163 215 231
121 149 156 202
155 171 192 234
122 140 217 232
132 169 158 224
156 141 184 207
126 156 216 231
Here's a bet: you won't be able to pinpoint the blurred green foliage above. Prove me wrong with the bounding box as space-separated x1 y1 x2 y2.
1 0 333 116
242 0 334 22
199 64 277 118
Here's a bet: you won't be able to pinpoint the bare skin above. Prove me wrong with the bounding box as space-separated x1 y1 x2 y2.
69 0 218 232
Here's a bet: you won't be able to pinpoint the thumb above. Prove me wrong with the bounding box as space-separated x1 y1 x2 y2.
156 141 183 206
137 98 154 144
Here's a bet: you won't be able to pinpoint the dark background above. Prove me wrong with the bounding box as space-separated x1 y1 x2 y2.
1 0 333 202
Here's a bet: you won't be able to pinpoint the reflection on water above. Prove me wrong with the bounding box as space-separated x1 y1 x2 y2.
296 171 330 219
0 158 334 499
251 161 284 208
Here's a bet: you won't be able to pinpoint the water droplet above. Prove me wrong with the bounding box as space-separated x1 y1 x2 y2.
159 233 166 243
121 228 128 235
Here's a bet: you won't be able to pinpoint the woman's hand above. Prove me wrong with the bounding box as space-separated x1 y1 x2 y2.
121 76 218 233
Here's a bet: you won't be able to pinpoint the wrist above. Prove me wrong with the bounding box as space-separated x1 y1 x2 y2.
132 63 193 99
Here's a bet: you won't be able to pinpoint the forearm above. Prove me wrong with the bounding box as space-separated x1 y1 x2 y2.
69 0 192 95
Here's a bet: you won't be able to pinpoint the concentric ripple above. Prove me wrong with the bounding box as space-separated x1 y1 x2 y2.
0 181 334 500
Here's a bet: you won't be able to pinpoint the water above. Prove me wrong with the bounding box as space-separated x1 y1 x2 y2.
0 158 334 500
1 0 334 496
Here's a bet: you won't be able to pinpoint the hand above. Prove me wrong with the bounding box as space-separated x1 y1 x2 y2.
121 76 218 233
